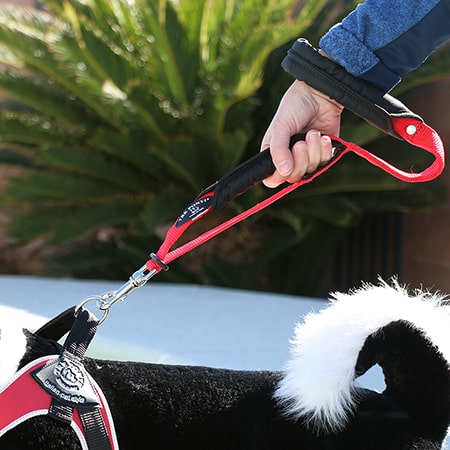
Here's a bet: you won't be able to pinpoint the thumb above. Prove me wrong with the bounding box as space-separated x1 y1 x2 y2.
269 133 294 177
261 131 295 188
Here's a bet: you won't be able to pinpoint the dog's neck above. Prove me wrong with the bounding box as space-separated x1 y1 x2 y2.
19 330 63 370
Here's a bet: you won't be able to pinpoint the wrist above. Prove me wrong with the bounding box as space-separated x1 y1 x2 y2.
281 39 420 139
318 49 333 62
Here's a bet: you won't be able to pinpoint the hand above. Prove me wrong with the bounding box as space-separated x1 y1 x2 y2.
261 80 344 188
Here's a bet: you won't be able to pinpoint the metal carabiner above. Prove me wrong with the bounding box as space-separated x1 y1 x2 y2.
76 253 169 325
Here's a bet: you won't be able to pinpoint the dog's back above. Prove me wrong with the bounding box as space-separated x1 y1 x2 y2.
1 281 449 450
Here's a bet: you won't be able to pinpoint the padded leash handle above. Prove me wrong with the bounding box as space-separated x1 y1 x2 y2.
281 39 445 181
283 38 421 139
158 40 445 265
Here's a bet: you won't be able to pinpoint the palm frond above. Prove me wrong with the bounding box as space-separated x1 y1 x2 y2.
2 171 128 202
0 66 90 128
0 0 447 294
35 145 153 192
0 111 68 147
7 197 145 243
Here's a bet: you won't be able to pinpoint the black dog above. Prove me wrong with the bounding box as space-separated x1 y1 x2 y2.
1 281 449 449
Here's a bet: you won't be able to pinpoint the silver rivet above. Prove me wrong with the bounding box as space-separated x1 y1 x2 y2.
406 124 417 135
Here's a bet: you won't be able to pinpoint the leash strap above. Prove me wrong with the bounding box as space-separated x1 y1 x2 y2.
145 119 444 274
144 39 445 274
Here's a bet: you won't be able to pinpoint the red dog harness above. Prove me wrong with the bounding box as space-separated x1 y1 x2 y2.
0 308 119 450
0 356 118 450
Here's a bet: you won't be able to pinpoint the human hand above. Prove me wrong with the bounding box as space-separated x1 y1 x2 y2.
261 80 344 188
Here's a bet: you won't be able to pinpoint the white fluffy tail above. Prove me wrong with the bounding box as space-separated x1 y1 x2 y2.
274 280 450 433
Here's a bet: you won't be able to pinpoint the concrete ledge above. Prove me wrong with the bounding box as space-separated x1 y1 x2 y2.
0 275 323 370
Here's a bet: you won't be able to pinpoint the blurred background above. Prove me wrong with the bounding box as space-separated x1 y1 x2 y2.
0 0 449 297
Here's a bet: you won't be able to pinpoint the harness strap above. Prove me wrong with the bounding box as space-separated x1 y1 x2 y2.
78 406 116 450
34 306 77 341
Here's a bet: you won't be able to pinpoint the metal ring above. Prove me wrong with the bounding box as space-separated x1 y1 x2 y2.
150 253 169 271
75 296 109 325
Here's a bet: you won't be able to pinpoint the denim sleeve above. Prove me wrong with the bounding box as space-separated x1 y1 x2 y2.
319 0 450 93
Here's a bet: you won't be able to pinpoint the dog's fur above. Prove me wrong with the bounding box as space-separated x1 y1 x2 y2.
1 281 449 449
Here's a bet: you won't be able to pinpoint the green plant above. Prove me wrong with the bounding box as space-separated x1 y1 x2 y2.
0 0 448 294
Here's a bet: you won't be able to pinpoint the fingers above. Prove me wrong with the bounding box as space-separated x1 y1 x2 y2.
263 130 334 188
260 79 342 188
261 131 294 188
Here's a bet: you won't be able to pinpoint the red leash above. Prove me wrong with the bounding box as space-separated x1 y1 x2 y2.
146 116 444 275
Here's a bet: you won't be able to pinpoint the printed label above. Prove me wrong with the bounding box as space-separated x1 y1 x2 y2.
176 195 213 227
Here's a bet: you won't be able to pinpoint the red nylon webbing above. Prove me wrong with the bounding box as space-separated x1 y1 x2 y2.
146 118 445 274
351 117 445 182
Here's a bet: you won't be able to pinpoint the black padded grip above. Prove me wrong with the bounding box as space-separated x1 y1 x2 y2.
176 133 345 227
282 39 423 139
208 133 307 212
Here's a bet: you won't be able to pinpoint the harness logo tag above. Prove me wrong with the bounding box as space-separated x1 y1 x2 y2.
31 355 100 407
54 358 85 391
